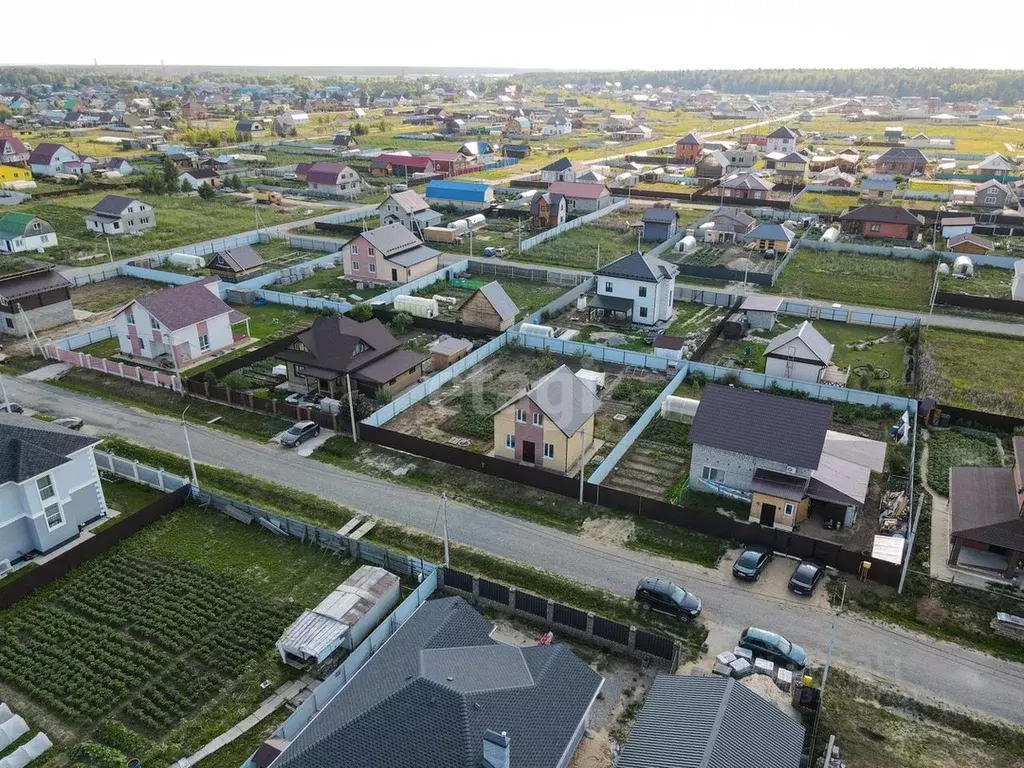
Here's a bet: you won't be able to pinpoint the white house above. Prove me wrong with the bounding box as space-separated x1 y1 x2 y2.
112 277 250 368
178 168 221 190
0 414 107 566
28 142 88 177
763 321 834 383
765 126 798 155
85 195 156 236
1012 260 1024 302
592 251 677 327
376 190 441 236
542 115 572 136
305 162 361 198
0 212 58 253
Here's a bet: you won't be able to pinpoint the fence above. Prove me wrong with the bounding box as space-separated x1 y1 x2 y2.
142 231 270 266
66 266 120 287
466 260 590 287
933 291 1024 316
45 324 116 352
937 403 1024 432
439 568 681 667
370 259 470 307
253 288 352 314
510 330 675 371
46 345 181 392
94 450 191 491
677 263 774 287
317 207 379 226
519 199 629 251
286 234 347 252
689 298 743 361
482 157 519 171
183 378 345 433
646 230 686 258
121 265 203 286
521 277 595 326
801 238 1020 269
0 486 189 611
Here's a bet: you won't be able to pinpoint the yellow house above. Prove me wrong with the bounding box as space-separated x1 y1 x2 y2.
492 364 600 475
0 165 33 185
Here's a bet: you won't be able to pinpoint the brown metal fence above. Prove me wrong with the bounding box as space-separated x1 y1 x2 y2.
690 298 742 361
934 291 1024 316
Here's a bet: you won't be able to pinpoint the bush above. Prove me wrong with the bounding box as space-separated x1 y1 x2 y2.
349 303 374 321
73 743 127 768
220 371 250 390
375 386 394 404
95 721 147 757
389 311 414 335
201 371 218 385
198 181 216 200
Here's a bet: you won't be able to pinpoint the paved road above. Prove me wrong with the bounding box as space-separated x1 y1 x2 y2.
6 374 1024 724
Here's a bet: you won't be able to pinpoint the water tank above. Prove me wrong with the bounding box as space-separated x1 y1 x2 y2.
660 396 700 423
394 295 439 318
168 253 205 270
466 213 487 230
680 235 697 254
821 227 839 243
448 219 469 234
519 323 555 338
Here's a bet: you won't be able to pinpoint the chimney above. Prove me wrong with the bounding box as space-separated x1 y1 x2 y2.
482 730 510 768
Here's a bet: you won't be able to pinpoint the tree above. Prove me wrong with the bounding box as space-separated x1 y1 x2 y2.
197 182 216 201
349 302 374 321
139 171 165 195
162 156 178 186
374 385 394 405
180 177 193 194
350 122 368 137
377 120 388 133
389 312 413 335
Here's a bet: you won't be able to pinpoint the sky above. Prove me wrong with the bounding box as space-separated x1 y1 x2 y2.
6 1 1024 70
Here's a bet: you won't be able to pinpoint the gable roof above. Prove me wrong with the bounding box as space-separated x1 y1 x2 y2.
208 245 265 273
710 207 756 228
777 151 807 165
277 315 399 375
764 320 834 364
0 413 99 485
306 162 354 185
270 597 602 768
877 146 927 163
359 223 425 257
976 178 1011 194
675 132 701 145
425 180 491 202
547 181 610 200
767 125 797 139
382 189 431 214
746 222 794 242
641 207 678 224
616 675 804 768
0 137 28 155
130 277 240 332
839 205 922 226
594 250 677 283
950 467 1024 551
688 384 832 470
89 194 147 217
498 365 601 437
0 212 53 238
473 281 518 321
540 156 574 172
28 142 71 164
947 233 994 251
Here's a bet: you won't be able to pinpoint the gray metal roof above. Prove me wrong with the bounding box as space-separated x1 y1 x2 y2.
0 413 99 484
688 384 831 471
497 365 601 437
768 125 797 139
360 224 424 257
739 295 783 313
208 245 265 273
594 251 677 283
616 675 804 768
746 222 794 243
641 207 678 224
90 194 146 216
271 597 602 768
764 321 833 364
475 282 518 321
382 189 431 214
387 243 441 268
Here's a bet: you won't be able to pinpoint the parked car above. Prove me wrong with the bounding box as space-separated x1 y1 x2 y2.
281 420 320 447
788 560 825 596
0 403 25 414
732 544 773 581
738 626 806 669
52 417 84 431
483 247 507 258
634 578 701 620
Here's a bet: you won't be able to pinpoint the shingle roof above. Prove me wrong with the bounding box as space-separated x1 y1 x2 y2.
497 365 601 437
839 205 921 225
277 315 398 375
688 384 832 470
208 246 265 273
616 675 804 768
0 413 99 484
877 146 927 163
676 132 701 145
641 207 678 224
130 277 240 332
764 320 834 364
720 173 773 191
271 597 602 768
950 467 1024 550
90 194 146 217
594 250 676 283
474 281 518 321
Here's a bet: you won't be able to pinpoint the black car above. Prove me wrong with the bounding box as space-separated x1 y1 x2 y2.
738 627 807 669
635 578 702 620
732 544 773 581
788 560 825 596
281 420 320 447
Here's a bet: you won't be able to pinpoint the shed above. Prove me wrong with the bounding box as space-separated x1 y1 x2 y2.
276 566 400 666
947 233 994 255
206 245 266 282
461 281 519 331
652 334 686 359
722 312 750 340
739 294 783 330
429 336 473 370
640 205 678 243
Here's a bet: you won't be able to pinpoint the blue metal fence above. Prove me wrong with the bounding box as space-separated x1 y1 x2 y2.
510 331 673 371
254 289 352 314
121 265 203 285
46 324 116 351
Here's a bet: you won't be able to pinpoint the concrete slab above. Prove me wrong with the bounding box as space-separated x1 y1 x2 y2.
18 363 70 381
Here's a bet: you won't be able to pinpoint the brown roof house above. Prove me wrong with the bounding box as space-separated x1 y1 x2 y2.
460 281 519 332
0 266 74 336
206 245 266 282
531 191 567 229
276 315 426 398
947 437 1024 578
947 233 995 255
874 147 928 175
492 365 601 476
838 205 922 241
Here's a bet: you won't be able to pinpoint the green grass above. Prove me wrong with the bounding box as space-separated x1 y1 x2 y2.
925 428 1004 496
0 354 54 374
629 518 730 569
79 337 120 358
70 276 163 313
191 708 286 768
274 269 388 299
792 190 860 214
922 328 1024 417
237 303 321 340
416 277 567 320
95 476 166 532
938 265 1014 299
769 250 934 311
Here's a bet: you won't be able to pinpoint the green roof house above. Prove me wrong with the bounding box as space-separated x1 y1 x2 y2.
0 212 58 254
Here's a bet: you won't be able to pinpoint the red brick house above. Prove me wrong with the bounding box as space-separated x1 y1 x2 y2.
428 151 478 176
875 147 928 175
838 205 923 241
370 153 435 177
674 132 702 163
181 101 208 119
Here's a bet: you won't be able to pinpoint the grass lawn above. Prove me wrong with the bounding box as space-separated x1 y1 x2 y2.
70 276 163 313
0 503 355 767
18 192 332 265
791 190 860 214
925 428 1004 496
519 223 642 270
415 277 567 320
922 327 1024 417
769 250 934 311
235 303 321 341
94 476 166 532
938 265 1013 299
275 268 389 299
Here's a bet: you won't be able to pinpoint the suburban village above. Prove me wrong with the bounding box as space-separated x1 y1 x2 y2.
2 60 1024 768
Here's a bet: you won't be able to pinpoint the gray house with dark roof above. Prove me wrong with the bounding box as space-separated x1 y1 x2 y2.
0 414 106 566
592 251 677 326
85 195 155 236
258 596 603 768
206 246 266 282
640 206 678 243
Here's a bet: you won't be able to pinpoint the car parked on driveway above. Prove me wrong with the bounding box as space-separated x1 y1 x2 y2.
634 578 701 620
788 560 825 596
738 627 806 669
732 544 773 581
0 403 24 414
281 420 320 447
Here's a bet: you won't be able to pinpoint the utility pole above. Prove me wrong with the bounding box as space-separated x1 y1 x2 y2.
596 243 601 271
808 582 845 762
346 373 358 442
181 406 199 487
441 493 450 567
578 428 586 504
106 237 113 263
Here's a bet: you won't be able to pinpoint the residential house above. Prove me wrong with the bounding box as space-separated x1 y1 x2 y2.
860 175 897 202
812 167 856 187
376 190 441 236
306 162 361 198
837 147 861 172
181 101 208 119
0 138 29 165
275 315 426 398
773 152 809 185
0 212 57 253
613 125 653 142
234 119 265 138
547 181 611 213
342 224 441 284
716 172 775 201
875 146 928 175
695 150 730 180
206 246 266 282
0 266 74 336
461 281 518 331
723 148 758 170
493 365 601 475
674 132 702 163
0 165 33 188
113 277 249 367
272 112 309 136
85 195 156 236
688 384 886 530
458 141 495 162
542 114 572 136
974 179 1018 210
106 158 134 176
744 222 795 254
539 157 584 184
947 233 995 255
592 250 677 326
425 180 494 210
616 675 804 768
0 414 108 566
969 153 1020 180
739 294 783 330
640 205 678 242
763 321 835 383
940 216 976 239
701 207 756 243
178 168 221 191
765 125 798 154
254 597 603 768
428 151 476 176
502 116 531 136
947 437 1024 578
531 191 567 229
601 114 634 131
839 205 923 240
29 143 87 177
501 143 531 159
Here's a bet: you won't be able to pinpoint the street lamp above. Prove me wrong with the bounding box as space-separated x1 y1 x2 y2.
181 406 199 487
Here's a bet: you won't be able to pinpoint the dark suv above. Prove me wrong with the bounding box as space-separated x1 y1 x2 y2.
634 578 702 620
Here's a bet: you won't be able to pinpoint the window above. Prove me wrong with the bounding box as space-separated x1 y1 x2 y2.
870 224 881 232
150 316 160 330
701 466 725 483
368 263 376 274
44 503 64 530
198 334 210 352
604 281 613 293
112 221 120 230
4 318 12 329
32 221 40 230
516 408 526 423
351 245 359 255
639 306 648 318
985 196 997 205
533 412 543 426
505 434 515 450
139 338 145 350
543 443 555 460
128 220 134 227
368 246 376 256
37 475 56 502
784 503 795 517
638 286 647 298
352 261 360 271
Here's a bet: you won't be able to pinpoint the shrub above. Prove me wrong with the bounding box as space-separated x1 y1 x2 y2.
201 371 217 385
687 370 707 387
375 385 394 404
220 371 249 390
73 743 127 768
349 303 374 321
389 311 414 335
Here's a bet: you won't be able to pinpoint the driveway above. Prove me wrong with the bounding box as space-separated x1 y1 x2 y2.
6 373 1024 724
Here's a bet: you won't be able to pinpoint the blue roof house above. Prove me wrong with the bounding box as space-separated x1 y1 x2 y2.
425 180 494 210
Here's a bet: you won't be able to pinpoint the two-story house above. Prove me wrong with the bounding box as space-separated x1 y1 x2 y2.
492 365 601 475
0 414 107 566
0 137 30 166
674 132 702 163
973 179 1018 210
539 157 585 184
592 251 677 327
85 195 156 236
305 162 361 198
547 181 612 213
542 115 572 136
773 152 809 185
765 126 798 155
0 212 57 253
376 190 442 237
342 224 441 284
29 143 88 177
530 191 567 229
